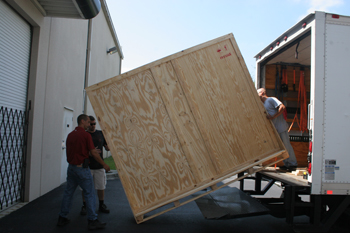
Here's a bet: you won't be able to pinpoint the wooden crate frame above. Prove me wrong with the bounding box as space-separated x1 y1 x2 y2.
86 33 288 223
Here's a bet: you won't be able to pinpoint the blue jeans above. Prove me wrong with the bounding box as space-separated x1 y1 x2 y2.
59 164 97 220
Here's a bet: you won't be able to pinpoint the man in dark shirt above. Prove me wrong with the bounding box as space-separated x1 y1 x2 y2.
57 114 110 230
80 115 111 215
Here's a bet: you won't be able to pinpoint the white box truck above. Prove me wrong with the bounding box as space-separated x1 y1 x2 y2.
250 11 350 231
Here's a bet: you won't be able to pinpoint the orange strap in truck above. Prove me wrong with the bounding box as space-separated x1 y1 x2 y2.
288 69 308 133
298 70 307 132
293 68 296 91
282 69 288 84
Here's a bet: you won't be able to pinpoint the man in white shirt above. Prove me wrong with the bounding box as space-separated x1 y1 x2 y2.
257 88 298 171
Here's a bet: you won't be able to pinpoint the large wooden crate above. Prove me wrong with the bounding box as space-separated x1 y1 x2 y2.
86 33 288 223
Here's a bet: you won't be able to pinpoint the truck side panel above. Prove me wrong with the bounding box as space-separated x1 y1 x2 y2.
309 12 326 194
321 15 350 194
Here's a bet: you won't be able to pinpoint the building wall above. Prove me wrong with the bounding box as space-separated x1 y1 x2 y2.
39 17 89 195
86 8 122 116
3 0 122 202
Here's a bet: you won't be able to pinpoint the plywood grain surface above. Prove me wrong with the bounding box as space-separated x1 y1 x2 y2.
86 34 288 223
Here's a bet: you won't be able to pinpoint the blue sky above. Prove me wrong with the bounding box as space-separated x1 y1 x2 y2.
105 0 349 80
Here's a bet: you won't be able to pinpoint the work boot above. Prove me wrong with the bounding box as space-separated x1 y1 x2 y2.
99 203 110 213
57 216 70 226
88 219 106 230
80 205 87 215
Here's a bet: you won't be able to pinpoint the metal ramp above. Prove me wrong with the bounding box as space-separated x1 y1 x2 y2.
194 186 269 220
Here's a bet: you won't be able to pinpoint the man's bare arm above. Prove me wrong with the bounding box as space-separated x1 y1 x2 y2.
90 148 110 172
267 104 286 120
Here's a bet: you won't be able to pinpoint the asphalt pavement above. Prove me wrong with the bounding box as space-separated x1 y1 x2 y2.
0 172 349 233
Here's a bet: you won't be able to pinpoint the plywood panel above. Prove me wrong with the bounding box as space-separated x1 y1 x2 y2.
172 39 282 173
150 62 217 182
87 69 196 213
86 33 289 223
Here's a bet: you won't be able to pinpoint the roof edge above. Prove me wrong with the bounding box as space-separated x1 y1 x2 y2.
101 0 124 59
254 11 317 59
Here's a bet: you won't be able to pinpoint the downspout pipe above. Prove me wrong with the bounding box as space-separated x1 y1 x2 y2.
83 19 93 114
119 54 122 74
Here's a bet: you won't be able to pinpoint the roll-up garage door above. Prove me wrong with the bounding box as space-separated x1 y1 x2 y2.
0 1 31 210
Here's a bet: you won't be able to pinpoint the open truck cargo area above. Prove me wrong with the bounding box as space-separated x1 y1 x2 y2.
86 33 288 223
254 11 350 232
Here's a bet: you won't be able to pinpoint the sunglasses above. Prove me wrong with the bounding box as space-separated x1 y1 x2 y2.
90 123 96 126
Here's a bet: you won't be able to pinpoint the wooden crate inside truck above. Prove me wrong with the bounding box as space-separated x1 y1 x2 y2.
85 33 288 223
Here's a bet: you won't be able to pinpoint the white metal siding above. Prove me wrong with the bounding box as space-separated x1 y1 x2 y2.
322 17 350 188
309 12 326 194
0 1 31 111
0 0 31 210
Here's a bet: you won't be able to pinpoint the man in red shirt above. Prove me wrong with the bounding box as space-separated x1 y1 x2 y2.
57 114 110 230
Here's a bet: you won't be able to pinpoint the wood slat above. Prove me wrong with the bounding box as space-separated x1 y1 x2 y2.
150 63 217 182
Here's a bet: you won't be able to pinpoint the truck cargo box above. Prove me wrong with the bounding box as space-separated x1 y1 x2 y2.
255 12 350 195
85 33 288 223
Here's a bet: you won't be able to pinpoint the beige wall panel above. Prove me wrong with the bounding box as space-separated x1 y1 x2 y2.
86 34 288 222
40 17 88 195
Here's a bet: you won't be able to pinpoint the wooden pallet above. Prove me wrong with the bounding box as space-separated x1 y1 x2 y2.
85 33 289 223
